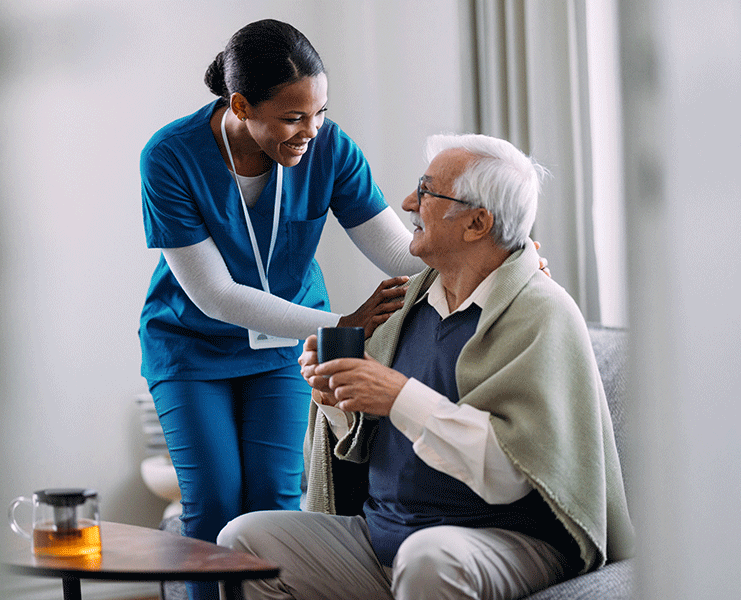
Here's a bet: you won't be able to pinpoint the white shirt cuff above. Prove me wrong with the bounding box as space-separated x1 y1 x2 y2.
390 377 446 439
314 396 353 439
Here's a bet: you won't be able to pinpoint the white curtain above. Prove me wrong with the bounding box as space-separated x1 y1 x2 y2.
472 0 628 326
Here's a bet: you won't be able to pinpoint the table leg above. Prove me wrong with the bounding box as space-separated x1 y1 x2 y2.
61 576 82 600
223 579 245 600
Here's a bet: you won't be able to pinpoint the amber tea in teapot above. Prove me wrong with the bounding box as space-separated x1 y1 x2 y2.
8 488 102 557
32 519 102 557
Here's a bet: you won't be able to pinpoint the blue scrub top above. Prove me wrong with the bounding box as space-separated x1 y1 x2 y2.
139 100 387 381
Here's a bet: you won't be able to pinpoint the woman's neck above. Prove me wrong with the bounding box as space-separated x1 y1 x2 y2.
211 106 273 177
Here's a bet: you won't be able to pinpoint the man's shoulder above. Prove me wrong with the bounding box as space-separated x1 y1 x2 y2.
517 271 583 320
458 270 595 402
477 269 590 355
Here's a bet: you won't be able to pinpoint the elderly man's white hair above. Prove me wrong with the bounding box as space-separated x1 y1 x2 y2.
424 133 547 252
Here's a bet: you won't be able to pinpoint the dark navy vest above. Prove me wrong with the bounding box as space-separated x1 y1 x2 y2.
363 299 581 571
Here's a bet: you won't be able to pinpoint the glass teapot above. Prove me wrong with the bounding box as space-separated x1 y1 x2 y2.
8 488 102 557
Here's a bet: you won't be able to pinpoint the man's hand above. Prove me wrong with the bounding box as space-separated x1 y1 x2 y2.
300 335 408 415
312 355 408 416
299 335 337 405
337 276 409 338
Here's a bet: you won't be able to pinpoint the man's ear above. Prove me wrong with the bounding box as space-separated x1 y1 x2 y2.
463 208 494 242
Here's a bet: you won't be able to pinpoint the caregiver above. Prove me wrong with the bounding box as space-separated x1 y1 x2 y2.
138 19 423 600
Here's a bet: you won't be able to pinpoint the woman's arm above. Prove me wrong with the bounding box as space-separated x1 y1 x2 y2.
162 237 341 339
163 237 408 340
345 207 426 277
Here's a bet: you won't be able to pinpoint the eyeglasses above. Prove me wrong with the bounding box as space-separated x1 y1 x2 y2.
416 177 473 207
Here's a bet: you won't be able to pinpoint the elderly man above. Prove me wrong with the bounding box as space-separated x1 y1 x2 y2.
217 134 634 600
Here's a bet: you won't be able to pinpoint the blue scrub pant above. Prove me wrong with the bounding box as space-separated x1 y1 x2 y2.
148 364 311 600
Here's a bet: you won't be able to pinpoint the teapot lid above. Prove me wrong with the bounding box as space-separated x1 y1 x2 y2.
35 488 97 506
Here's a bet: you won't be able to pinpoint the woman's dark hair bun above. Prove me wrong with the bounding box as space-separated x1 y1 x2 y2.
203 20 324 105
204 51 228 99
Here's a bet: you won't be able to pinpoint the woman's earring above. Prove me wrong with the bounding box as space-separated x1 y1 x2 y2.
240 115 246 122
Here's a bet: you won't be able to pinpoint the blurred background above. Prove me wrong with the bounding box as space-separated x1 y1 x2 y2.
1 1 739 599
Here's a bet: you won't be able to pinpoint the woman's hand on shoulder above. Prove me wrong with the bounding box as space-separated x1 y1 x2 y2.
338 276 409 338
533 240 551 277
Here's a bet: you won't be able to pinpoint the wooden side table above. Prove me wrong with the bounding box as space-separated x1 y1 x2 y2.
2 521 279 600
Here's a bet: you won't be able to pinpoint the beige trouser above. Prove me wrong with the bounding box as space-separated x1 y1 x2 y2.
217 510 568 600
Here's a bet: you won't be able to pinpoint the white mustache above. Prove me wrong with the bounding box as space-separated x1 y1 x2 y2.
410 215 424 230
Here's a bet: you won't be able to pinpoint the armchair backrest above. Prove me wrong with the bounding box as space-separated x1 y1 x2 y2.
587 323 631 501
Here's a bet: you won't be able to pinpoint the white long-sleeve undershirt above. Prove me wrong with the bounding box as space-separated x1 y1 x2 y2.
344 207 425 277
160 207 425 340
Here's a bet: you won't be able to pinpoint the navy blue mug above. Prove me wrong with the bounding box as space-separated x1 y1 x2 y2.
316 327 365 363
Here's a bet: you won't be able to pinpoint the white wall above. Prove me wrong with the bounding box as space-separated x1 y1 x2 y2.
0 1 470 596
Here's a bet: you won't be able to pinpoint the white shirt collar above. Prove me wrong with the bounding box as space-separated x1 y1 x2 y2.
421 269 498 319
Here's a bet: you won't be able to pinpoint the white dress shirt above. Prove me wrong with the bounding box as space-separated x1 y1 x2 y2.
317 270 533 505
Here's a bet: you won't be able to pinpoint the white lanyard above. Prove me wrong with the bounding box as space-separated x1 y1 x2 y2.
220 110 297 349
221 110 282 294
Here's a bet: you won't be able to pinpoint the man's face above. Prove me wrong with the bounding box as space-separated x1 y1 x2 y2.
401 148 473 269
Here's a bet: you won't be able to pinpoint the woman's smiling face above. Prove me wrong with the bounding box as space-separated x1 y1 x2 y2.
243 73 328 168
